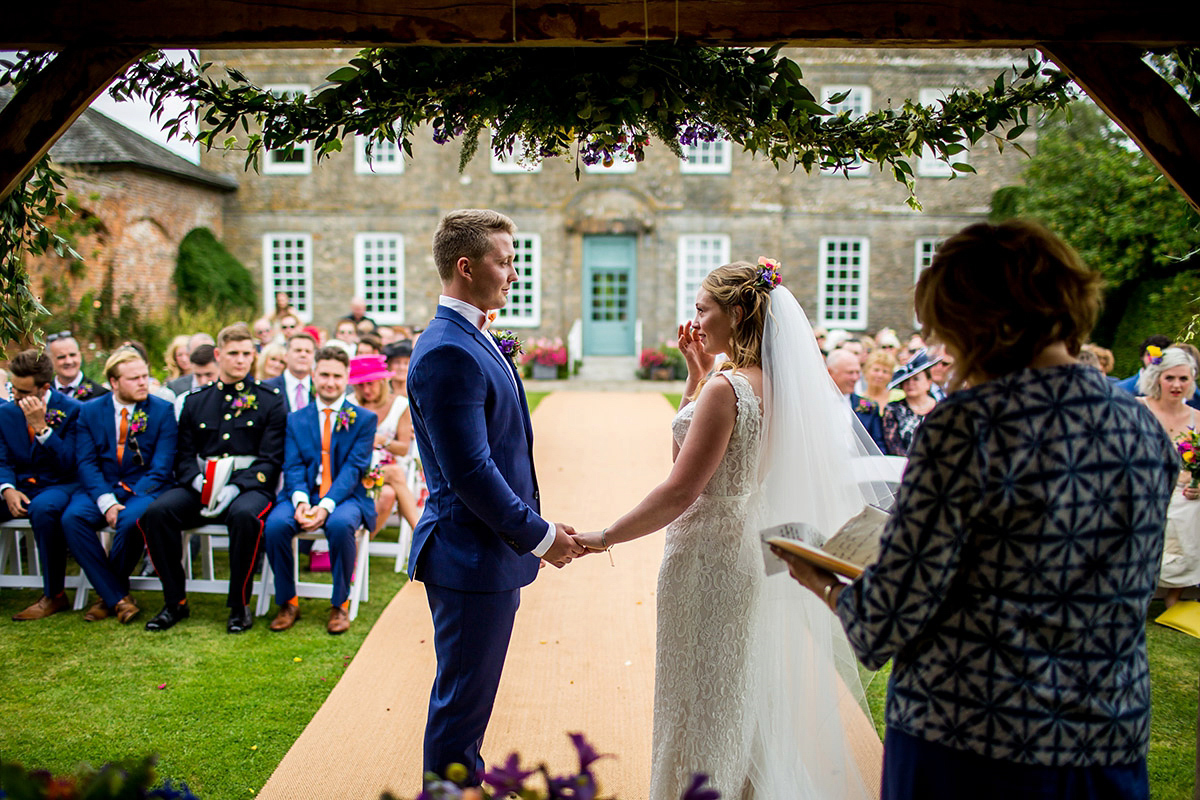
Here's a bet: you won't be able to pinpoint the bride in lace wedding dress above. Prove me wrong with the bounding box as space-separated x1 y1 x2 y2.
578 260 886 799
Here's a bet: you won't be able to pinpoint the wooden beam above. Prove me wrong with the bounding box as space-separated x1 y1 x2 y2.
5 0 1199 50
1042 43 1200 215
0 46 144 202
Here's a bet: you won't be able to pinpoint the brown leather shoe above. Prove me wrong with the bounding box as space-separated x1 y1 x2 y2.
83 599 111 622
13 593 69 621
269 603 301 632
327 606 350 635
114 596 141 624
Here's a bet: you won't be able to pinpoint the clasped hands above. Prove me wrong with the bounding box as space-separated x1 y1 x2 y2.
541 526 615 569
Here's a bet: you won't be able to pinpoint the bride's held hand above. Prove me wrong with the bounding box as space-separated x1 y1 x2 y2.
574 530 607 551
678 321 714 377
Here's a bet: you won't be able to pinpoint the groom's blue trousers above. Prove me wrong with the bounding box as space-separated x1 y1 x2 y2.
423 583 522 785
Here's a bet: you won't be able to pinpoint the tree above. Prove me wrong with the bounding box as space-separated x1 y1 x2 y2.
990 100 1200 367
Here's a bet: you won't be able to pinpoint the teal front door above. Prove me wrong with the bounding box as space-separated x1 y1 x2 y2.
582 235 637 356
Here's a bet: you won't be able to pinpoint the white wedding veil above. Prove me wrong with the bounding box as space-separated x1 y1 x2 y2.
747 285 893 799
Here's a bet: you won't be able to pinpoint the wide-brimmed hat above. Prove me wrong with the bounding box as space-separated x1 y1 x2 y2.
888 348 942 390
348 354 393 385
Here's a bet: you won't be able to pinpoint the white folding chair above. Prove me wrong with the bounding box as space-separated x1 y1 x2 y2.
256 526 370 620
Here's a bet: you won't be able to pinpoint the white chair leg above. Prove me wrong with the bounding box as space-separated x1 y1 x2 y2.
349 528 370 621
256 551 275 616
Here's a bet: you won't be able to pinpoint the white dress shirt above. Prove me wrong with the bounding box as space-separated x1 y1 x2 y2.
437 296 555 558
292 395 344 515
97 396 138 514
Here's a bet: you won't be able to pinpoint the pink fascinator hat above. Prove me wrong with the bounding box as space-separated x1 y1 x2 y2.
348 354 393 385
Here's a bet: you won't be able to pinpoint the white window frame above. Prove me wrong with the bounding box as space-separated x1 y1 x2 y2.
913 237 944 326
496 233 542 327
917 89 968 178
584 157 637 175
817 236 870 330
262 85 312 175
490 131 543 173
355 134 405 175
676 234 731 323
263 233 314 323
680 140 733 174
820 86 872 177
354 233 406 325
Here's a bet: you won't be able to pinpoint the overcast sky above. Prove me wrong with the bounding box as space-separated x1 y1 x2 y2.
3 49 199 163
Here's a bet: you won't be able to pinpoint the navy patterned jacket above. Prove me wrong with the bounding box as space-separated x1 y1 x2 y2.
838 364 1177 767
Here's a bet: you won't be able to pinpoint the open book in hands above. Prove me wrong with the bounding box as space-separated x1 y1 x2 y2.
762 505 891 579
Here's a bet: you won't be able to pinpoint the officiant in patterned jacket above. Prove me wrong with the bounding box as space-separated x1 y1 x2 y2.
777 221 1178 800
139 324 287 634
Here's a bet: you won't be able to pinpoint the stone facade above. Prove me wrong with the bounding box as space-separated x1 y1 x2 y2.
200 47 1036 357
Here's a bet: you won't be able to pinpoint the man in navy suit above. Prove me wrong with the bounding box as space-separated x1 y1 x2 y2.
46 332 109 402
0 349 83 620
827 348 887 452
408 209 584 786
263 331 316 413
63 349 177 624
264 346 376 634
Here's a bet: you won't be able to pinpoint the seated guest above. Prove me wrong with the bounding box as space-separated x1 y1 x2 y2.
63 349 177 624
350 354 422 536
1115 334 1174 396
277 314 301 345
384 339 413 399
0 349 83 620
265 347 376 634
139 324 287 633
256 342 288 381
1083 343 1116 377
46 332 108 401
861 349 896 411
776 219 1177 800
164 335 192 384
0 366 9 402
926 344 954 402
882 348 941 457
171 344 219 419
356 332 383 356
252 317 276 352
827 348 886 452
264 332 316 413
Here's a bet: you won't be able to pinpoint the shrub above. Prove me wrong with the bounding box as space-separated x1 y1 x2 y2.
1109 268 1200 376
174 227 256 315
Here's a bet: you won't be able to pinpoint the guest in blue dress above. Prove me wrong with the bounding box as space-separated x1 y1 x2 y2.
775 220 1178 800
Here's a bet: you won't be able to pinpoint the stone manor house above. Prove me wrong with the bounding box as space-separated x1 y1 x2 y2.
36 47 1041 376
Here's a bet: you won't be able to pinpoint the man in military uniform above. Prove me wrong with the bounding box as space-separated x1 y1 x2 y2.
139 324 287 633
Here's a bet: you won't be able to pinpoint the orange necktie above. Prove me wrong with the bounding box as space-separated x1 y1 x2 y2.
319 408 333 498
117 408 128 465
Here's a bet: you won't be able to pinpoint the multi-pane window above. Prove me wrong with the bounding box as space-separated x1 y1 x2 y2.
917 89 968 177
590 270 631 321
913 237 943 325
355 134 404 174
818 236 870 329
354 234 405 324
677 235 730 323
263 86 311 175
263 234 313 322
680 140 733 174
491 132 543 173
496 234 541 327
820 86 872 176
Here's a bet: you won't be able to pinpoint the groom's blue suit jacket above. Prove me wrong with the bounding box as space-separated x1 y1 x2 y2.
407 306 544 592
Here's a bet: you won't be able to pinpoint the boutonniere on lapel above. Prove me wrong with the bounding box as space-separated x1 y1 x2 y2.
44 408 66 429
491 330 524 361
128 409 149 437
231 391 258 417
335 407 356 431
69 385 90 401
854 397 877 415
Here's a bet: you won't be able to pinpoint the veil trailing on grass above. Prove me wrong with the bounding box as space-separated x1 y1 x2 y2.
747 284 892 799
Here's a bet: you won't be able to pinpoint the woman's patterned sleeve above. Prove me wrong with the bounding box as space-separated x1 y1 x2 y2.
881 404 903 457
836 399 984 670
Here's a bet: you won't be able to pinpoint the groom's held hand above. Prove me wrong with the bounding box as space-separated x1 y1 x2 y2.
542 522 585 568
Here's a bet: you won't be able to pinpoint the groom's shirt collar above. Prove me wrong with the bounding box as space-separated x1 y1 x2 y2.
439 295 496 332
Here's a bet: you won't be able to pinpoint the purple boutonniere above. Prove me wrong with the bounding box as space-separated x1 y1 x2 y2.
45 408 66 429
336 407 356 431
231 391 258 417
492 330 524 360
855 397 877 415
70 385 89 400
128 409 148 437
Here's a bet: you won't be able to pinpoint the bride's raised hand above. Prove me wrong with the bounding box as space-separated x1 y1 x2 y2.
678 321 714 378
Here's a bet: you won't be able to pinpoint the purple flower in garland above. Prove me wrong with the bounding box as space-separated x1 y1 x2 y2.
45 408 67 429
492 329 524 360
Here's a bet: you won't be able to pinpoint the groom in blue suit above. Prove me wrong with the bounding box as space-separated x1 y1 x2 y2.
408 209 584 786
264 346 376 635
63 348 177 623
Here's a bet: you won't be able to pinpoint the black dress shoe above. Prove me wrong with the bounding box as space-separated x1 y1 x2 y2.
227 605 254 634
145 603 190 631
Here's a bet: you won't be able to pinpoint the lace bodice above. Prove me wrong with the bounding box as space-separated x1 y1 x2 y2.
670 371 763 497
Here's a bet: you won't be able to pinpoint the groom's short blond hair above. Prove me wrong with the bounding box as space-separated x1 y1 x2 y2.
433 209 517 283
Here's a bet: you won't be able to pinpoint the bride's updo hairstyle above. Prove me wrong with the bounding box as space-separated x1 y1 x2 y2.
701 261 774 371
915 219 1101 390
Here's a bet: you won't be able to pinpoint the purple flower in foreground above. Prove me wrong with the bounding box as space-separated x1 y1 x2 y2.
481 752 537 795
568 732 605 772
681 773 721 800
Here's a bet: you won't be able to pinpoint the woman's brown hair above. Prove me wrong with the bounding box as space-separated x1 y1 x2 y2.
914 220 1101 390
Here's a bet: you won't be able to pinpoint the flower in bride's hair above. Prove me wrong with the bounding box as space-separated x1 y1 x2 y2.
755 256 783 290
